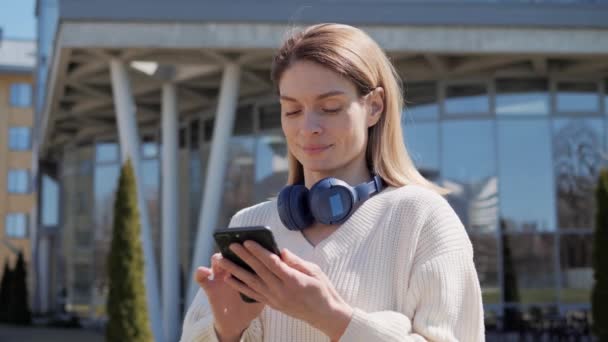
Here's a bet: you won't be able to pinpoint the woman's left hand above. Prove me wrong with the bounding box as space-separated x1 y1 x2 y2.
218 241 354 341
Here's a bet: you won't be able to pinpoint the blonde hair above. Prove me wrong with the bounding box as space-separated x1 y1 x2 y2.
271 23 447 195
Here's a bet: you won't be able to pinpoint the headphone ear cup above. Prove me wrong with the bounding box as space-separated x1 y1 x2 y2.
278 185 314 231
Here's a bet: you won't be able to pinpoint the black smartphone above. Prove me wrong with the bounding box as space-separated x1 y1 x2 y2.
213 226 281 303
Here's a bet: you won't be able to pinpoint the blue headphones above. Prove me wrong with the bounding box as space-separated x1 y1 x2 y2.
277 175 385 231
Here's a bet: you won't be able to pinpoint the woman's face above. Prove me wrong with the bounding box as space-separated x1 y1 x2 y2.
279 60 382 179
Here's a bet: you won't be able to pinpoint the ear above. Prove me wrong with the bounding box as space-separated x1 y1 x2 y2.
367 87 384 128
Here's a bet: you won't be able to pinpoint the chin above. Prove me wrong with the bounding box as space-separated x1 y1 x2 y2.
301 161 340 174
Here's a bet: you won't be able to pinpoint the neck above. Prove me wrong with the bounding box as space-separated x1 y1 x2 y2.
303 158 371 189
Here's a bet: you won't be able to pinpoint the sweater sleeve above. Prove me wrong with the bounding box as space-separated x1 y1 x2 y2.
340 193 485 342
180 207 265 342
180 288 263 342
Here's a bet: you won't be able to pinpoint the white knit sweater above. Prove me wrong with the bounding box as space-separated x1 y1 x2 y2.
181 185 485 341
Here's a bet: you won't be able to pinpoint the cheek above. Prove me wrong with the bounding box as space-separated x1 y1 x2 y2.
281 120 295 139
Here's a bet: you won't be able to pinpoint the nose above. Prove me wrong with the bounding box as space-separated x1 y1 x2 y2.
300 110 323 136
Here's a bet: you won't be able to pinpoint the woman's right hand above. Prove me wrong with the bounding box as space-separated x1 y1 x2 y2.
196 253 265 341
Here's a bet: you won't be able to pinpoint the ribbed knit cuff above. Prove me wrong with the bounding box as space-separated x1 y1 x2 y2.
181 317 261 342
340 308 413 342
341 308 376 342
180 314 220 342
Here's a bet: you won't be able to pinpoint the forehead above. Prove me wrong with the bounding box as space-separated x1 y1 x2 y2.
278 60 357 99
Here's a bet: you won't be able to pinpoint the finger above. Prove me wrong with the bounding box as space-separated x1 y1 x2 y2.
232 242 282 287
218 256 266 294
243 241 293 281
195 267 213 290
223 275 267 304
282 248 315 277
211 253 228 277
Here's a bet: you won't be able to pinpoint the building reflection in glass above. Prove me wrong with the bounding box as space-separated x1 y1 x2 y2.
498 119 555 232
552 118 603 229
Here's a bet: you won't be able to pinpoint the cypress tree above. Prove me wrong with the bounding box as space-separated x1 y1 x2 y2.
105 159 153 342
8 251 31 325
0 261 12 322
592 169 608 341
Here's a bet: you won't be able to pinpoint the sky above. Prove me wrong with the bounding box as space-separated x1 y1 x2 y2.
0 0 36 40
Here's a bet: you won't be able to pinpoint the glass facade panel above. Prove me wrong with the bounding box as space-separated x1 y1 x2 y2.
441 120 498 234
219 137 255 228
404 82 439 121
470 234 499 304
498 119 556 232
560 234 593 304
496 79 549 116
178 126 193 289
234 105 254 135
142 141 159 159
403 122 440 179
552 118 604 229
42 175 60 226
605 79 608 115
189 149 202 246
92 161 119 306
502 232 556 304
142 158 161 258
445 83 489 115
556 81 600 113
254 135 288 203
258 103 281 131
95 143 119 163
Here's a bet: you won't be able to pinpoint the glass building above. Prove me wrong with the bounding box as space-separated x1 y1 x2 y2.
33 0 608 339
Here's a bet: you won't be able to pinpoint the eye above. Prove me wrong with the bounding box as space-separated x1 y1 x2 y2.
323 107 341 114
284 110 301 116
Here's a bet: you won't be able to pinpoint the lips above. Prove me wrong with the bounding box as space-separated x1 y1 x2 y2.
301 144 332 154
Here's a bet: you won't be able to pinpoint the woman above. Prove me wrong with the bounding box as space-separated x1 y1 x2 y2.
181 23 484 342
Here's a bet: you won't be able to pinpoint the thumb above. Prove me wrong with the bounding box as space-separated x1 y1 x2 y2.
282 248 314 276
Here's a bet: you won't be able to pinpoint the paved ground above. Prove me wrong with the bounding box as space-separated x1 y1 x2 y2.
0 324 104 342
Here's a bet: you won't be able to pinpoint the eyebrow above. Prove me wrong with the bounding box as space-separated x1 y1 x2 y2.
279 90 346 102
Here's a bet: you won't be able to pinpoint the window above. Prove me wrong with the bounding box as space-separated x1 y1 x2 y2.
142 137 158 159
8 127 31 150
8 169 30 193
95 143 119 163
403 122 440 180
445 83 490 116
404 82 439 121
502 233 556 304
9 83 32 107
190 120 200 149
552 118 604 229
556 81 599 113
42 175 59 226
496 79 549 116
498 119 555 232
258 103 281 131
560 234 593 303
5 213 27 238
234 105 254 135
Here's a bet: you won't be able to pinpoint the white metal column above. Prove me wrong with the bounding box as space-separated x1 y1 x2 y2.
110 58 164 342
161 82 180 342
186 62 241 307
